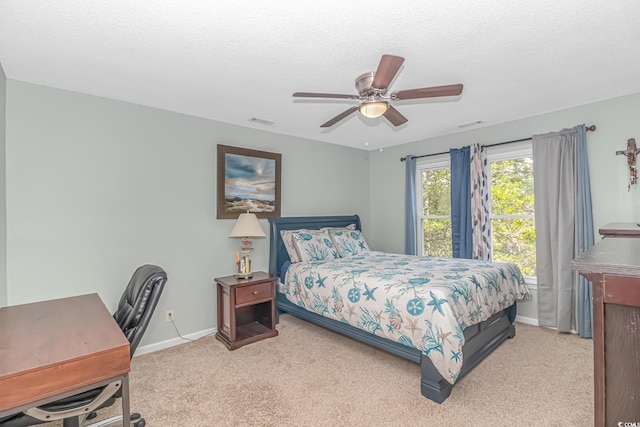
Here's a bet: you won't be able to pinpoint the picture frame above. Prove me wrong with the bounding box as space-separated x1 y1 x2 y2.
217 144 281 219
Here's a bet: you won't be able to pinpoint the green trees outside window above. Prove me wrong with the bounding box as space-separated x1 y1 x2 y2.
490 158 536 276
421 168 452 257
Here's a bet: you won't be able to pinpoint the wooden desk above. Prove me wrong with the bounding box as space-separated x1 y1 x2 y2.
598 222 640 238
572 238 640 427
0 293 131 421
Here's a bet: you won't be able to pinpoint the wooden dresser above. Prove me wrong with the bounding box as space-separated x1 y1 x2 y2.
598 222 640 238
572 238 640 427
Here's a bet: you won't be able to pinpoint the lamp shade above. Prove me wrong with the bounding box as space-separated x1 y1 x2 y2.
229 213 266 238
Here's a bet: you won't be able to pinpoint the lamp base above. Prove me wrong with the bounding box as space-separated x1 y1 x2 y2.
235 255 252 279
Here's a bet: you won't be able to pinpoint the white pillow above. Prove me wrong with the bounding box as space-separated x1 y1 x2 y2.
291 230 341 262
329 229 370 257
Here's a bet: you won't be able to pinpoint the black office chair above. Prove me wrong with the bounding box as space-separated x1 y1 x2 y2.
0 264 167 427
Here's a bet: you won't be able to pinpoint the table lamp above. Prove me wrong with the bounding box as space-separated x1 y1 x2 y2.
229 212 265 279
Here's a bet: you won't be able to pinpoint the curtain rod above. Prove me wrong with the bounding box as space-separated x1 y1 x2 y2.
399 124 596 162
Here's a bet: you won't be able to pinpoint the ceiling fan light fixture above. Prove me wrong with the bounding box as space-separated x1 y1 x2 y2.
359 101 388 118
293 55 463 128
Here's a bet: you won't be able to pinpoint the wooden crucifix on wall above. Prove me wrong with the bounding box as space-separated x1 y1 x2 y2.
616 138 640 191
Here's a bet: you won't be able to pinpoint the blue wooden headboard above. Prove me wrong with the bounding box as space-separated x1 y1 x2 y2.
267 215 361 277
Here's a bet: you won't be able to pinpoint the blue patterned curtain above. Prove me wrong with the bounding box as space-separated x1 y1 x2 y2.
450 147 472 258
576 124 595 338
405 155 418 255
470 144 491 261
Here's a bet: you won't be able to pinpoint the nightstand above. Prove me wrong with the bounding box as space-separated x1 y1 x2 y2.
215 271 278 350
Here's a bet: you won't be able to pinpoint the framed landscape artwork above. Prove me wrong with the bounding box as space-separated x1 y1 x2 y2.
217 144 281 219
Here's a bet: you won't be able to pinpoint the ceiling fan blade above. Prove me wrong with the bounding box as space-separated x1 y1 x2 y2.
391 84 463 101
320 106 359 127
371 54 405 90
293 92 360 100
383 105 408 126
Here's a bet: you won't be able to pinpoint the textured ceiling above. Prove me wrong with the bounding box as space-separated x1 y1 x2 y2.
1 1 640 151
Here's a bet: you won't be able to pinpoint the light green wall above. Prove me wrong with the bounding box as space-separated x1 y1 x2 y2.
6 76 640 338
0 63 6 307
5 81 370 346
369 91 640 321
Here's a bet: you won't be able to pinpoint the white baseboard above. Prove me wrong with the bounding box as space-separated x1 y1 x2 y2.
515 315 539 326
134 327 217 357
134 315 540 356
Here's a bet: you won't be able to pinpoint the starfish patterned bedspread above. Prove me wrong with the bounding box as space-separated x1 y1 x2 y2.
279 251 531 384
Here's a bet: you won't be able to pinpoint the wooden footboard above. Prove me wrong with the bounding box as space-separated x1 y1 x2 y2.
419 304 517 403
276 294 517 403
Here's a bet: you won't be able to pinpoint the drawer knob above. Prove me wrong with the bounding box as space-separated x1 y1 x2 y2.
252 291 258 295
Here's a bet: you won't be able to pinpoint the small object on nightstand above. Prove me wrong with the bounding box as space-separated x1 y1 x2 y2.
235 250 251 279
215 272 278 350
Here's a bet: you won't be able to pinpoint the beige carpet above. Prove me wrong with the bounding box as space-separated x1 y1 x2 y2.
54 314 593 426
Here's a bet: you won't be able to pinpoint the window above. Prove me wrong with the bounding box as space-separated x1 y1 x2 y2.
416 144 536 279
488 147 536 278
417 156 452 257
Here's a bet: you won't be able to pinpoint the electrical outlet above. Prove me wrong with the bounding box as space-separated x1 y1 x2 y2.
165 310 173 322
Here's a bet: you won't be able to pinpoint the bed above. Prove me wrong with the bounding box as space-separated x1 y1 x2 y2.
268 214 530 403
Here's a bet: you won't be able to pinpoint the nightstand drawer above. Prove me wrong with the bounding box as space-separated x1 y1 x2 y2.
236 282 272 305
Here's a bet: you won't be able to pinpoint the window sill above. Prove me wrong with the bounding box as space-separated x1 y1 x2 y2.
523 276 537 289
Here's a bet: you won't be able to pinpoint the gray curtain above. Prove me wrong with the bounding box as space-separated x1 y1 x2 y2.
533 129 577 331
405 155 418 255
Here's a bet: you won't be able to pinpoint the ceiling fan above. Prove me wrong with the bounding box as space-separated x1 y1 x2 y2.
293 54 463 128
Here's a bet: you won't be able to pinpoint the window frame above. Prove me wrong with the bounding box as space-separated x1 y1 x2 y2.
416 154 451 257
486 143 537 285
413 143 537 286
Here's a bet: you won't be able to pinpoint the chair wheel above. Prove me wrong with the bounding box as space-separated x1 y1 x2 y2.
128 413 144 426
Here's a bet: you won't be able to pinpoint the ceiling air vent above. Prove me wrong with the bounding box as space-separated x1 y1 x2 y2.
458 120 484 129
249 117 274 126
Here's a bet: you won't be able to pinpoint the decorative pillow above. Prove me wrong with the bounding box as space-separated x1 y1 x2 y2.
329 229 370 257
280 230 302 263
320 223 356 232
291 230 341 262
